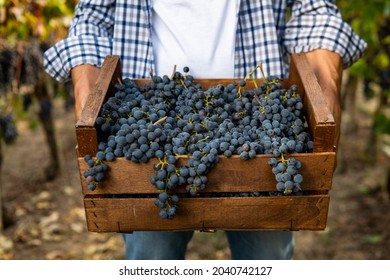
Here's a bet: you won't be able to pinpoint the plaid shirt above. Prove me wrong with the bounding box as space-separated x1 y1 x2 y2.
44 0 366 82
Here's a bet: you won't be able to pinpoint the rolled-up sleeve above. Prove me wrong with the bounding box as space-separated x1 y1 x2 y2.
43 0 115 82
284 0 367 68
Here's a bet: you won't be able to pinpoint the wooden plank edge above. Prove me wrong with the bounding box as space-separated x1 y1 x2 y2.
290 53 336 150
76 55 122 127
313 123 337 153
75 127 98 158
83 195 329 232
78 151 335 194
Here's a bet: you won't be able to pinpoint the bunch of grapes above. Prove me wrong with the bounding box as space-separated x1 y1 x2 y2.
268 156 303 194
82 67 313 219
0 113 18 144
0 47 16 93
83 154 109 191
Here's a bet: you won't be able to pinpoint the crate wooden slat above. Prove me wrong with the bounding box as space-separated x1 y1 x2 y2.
84 195 329 232
78 153 335 195
289 53 336 153
75 54 335 233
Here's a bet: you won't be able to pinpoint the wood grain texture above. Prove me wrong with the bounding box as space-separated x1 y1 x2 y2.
78 152 335 194
290 54 336 152
84 195 330 232
75 127 98 158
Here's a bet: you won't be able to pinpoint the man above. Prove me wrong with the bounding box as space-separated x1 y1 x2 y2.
44 0 366 259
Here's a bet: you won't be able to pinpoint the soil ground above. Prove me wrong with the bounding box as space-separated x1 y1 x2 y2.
1 97 389 260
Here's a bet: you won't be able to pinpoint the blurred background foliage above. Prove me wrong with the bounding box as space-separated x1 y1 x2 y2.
0 0 75 42
339 0 390 79
0 0 77 190
338 0 390 163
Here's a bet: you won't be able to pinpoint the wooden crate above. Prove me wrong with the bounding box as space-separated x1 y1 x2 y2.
75 54 336 233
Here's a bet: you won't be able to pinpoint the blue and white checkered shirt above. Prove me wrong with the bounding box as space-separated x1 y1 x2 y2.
43 0 366 82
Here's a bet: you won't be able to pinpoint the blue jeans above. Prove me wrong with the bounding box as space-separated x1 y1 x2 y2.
123 231 294 260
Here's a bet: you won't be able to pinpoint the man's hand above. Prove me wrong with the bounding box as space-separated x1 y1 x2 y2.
71 64 100 121
304 49 343 148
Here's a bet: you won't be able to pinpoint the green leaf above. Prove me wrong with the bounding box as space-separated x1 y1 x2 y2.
374 112 390 135
362 234 383 244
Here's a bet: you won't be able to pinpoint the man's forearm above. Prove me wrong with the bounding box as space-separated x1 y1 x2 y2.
71 64 101 121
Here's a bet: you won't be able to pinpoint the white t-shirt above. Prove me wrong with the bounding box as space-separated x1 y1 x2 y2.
151 0 240 78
